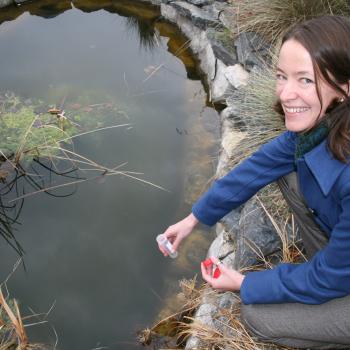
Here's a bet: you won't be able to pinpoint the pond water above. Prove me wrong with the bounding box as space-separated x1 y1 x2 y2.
0 1 220 349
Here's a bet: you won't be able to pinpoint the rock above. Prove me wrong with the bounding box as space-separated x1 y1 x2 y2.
234 32 271 71
234 196 281 269
220 205 243 235
210 59 230 103
161 3 207 53
206 28 238 66
220 114 247 158
185 288 239 349
218 6 236 29
161 2 238 103
221 127 245 158
208 229 235 259
202 1 227 19
185 289 218 350
220 105 239 122
170 1 223 30
212 42 237 66
13 0 31 4
186 0 215 6
215 150 231 177
224 64 249 89
214 292 239 337
0 0 12 7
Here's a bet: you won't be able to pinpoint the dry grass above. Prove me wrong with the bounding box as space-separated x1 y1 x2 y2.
0 286 50 350
178 299 293 350
137 277 203 347
230 0 350 43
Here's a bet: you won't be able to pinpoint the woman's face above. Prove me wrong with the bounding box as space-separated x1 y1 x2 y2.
276 39 340 132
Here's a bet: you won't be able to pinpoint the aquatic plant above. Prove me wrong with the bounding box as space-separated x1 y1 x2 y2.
0 107 75 163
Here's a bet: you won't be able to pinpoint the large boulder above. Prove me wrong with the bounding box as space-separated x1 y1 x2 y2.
234 32 271 71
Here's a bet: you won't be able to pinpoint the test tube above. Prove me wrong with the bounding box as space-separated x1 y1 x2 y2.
156 234 178 258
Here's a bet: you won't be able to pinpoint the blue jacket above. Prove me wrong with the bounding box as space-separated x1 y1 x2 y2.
192 131 350 304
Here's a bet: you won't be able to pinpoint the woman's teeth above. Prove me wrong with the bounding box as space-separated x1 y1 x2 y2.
284 106 309 113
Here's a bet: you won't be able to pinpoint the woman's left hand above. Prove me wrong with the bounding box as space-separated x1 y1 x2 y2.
201 256 245 291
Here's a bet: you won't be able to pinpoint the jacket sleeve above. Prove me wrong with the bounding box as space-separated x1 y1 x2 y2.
192 131 297 226
241 187 350 305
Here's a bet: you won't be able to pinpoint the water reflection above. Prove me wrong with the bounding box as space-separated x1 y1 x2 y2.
125 16 160 51
0 0 163 53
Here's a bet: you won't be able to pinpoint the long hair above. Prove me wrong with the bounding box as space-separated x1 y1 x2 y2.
274 15 350 162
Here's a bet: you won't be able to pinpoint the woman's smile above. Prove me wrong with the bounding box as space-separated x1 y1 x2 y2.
283 106 311 114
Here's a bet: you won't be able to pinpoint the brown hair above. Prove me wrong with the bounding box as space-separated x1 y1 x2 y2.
274 15 350 162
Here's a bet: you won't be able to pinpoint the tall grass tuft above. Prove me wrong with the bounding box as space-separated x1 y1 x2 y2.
228 53 284 167
231 0 350 43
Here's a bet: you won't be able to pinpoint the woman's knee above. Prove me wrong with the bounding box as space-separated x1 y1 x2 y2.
240 304 275 340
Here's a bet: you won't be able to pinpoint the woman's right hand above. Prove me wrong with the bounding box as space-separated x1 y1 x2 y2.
159 213 199 256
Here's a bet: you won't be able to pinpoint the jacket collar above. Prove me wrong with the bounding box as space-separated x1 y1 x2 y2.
303 140 348 196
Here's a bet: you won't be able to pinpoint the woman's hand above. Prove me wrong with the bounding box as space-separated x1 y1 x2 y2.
159 213 199 256
201 256 245 291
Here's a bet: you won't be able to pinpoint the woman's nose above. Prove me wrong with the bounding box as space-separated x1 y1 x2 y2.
278 81 298 101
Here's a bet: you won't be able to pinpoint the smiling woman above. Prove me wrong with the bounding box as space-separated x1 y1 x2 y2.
160 15 350 349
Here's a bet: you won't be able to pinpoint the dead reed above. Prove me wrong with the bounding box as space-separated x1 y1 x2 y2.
0 287 50 350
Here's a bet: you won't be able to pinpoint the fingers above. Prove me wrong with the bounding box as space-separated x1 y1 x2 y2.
201 262 215 284
158 243 168 257
171 235 182 251
209 256 220 265
210 256 230 274
163 226 181 251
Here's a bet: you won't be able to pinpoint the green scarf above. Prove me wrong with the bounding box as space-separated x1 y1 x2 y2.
295 121 329 162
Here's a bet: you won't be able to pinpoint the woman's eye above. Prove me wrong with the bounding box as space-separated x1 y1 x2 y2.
276 74 286 81
300 77 314 84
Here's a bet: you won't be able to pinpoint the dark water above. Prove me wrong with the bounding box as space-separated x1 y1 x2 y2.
0 1 220 349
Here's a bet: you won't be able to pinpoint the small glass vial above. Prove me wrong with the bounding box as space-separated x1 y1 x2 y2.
156 234 178 258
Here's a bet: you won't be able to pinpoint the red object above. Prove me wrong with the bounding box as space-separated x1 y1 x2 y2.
213 267 221 278
202 258 221 278
203 258 213 267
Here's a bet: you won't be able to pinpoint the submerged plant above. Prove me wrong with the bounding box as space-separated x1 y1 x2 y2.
0 107 76 163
